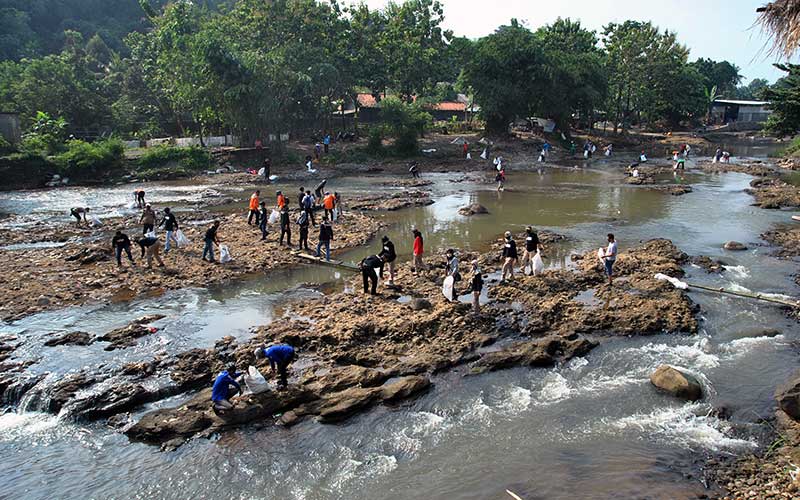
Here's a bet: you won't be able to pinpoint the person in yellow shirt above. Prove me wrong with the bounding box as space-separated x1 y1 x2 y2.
248 190 260 225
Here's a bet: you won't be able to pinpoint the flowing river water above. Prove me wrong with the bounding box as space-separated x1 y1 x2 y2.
0 150 798 499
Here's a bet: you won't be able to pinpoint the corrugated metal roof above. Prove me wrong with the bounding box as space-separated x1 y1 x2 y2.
713 99 770 106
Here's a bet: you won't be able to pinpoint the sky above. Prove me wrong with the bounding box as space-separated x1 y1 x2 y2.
356 0 788 84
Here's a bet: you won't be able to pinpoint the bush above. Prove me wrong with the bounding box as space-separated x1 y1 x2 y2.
53 138 125 179
19 112 68 156
781 136 800 158
367 127 385 154
0 135 15 155
378 97 431 156
137 145 212 170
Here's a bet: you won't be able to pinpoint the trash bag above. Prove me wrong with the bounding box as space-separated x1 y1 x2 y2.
244 365 270 394
532 251 545 275
145 230 157 239
219 244 232 263
257 167 265 177
373 267 382 283
90 215 103 227
597 247 605 263
268 209 280 224
466 152 472 160
269 175 278 182
604 149 611 157
480 148 488 160
175 229 191 247
442 275 454 301
583 150 589 159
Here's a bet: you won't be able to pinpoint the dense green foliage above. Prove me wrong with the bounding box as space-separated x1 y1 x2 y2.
0 1 772 145
763 64 800 137
137 145 212 170
53 137 125 178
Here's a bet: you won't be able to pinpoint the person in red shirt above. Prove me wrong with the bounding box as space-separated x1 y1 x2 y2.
412 228 425 274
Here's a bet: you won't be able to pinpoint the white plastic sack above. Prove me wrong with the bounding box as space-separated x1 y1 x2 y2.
640 154 647 162
90 215 103 227
604 149 611 157
466 152 472 160
442 275 455 301
175 229 191 248
257 167 265 176
268 210 280 224
219 244 232 263
597 247 605 262
583 150 589 159
145 230 157 239
532 251 544 275
480 148 487 160
654 273 688 290
244 365 270 394
269 174 278 181
373 267 382 283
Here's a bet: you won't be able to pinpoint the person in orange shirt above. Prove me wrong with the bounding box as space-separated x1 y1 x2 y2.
323 191 336 221
276 190 286 209
248 190 260 225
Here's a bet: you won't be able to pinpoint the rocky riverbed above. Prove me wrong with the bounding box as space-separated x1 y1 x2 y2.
0 208 381 321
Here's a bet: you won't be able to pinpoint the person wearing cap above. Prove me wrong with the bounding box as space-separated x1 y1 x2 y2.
501 231 518 282
248 189 261 225
520 226 544 275
378 235 397 285
140 204 156 235
254 344 296 388
211 364 242 411
323 191 336 221
469 260 483 315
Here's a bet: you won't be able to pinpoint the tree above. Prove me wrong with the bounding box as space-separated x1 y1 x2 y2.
733 78 770 100
463 20 547 135
762 63 800 136
378 96 431 155
690 58 742 97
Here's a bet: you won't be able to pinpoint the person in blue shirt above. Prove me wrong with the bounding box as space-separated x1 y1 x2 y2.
211 365 242 411
254 344 296 388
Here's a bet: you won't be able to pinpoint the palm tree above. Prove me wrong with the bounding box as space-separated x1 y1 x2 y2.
757 0 800 58
704 85 718 124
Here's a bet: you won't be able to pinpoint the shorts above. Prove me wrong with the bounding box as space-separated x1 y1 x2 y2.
604 259 615 277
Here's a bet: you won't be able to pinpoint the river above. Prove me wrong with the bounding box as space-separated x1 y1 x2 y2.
0 151 796 499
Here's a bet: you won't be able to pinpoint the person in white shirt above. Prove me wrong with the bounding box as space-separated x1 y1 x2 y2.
601 233 618 286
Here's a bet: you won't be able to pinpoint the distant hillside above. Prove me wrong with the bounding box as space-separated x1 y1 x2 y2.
0 0 225 60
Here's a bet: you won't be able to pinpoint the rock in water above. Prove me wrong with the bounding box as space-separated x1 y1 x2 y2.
723 241 748 251
649 365 703 401
458 203 489 216
776 369 800 421
44 331 93 347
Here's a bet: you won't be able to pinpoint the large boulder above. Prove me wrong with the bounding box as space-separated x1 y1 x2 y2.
723 241 748 251
649 365 703 401
458 203 489 216
44 331 93 347
776 369 800 421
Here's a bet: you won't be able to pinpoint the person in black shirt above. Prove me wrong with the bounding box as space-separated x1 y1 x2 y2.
137 236 164 268
360 254 386 295
297 210 310 250
159 207 179 253
469 260 483 315
279 204 292 247
202 220 220 262
315 218 333 261
378 235 397 285
520 226 544 275
111 230 135 267
259 202 269 241
501 231 518 282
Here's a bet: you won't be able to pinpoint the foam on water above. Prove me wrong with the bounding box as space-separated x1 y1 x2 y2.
617 339 720 371
719 334 786 356
534 372 574 405
0 412 60 438
610 403 757 452
496 385 532 413
722 265 749 279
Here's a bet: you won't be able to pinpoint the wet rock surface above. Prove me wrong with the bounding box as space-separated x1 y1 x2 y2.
349 191 434 211
746 178 800 209
43 331 94 347
723 241 748 251
690 255 727 273
458 203 489 216
95 315 165 351
649 364 703 401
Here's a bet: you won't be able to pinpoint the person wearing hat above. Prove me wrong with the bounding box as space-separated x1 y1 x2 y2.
378 235 397 285
140 204 156 235
501 231 518 282
211 364 242 411
469 260 483 315
254 344 296 388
